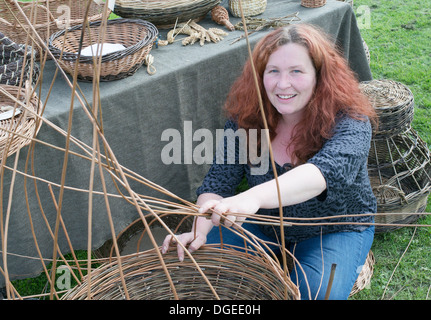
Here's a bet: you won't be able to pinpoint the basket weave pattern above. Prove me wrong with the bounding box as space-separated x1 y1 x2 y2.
62 245 300 300
0 84 40 158
228 0 267 17
301 0 327 8
48 19 158 82
113 0 221 29
0 32 39 87
0 0 105 49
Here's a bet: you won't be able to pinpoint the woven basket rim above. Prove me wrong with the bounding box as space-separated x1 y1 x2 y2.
48 18 158 64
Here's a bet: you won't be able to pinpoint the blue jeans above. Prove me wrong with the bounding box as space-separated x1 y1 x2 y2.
206 222 374 300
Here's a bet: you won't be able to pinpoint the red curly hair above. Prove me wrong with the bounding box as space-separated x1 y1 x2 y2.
224 24 377 166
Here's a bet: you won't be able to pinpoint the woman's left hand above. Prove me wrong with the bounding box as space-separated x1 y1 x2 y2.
198 193 260 227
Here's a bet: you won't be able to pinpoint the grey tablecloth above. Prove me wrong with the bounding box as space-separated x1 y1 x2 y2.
0 0 371 286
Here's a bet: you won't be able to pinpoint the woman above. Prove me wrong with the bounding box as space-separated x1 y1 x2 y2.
162 24 377 300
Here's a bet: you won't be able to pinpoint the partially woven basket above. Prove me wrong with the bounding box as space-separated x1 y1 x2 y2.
113 0 221 29
368 127 431 232
301 0 327 8
48 19 158 82
349 250 375 297
228 0 267 17
62 244 300 300
360 79 415 138
0 83 41 159
0 0 105 56
0 32 39 87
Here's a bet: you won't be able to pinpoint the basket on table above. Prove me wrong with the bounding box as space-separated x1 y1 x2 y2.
0 0 106 57
0 31 39 87
62 244 300 300
301 0 327 8
0 83 41 159
368 127 431 232
48 18 158 82
113 0 221 29
228 0 267 17
360 79 414 138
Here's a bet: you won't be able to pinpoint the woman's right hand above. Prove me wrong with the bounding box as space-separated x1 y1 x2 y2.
161 231 207 262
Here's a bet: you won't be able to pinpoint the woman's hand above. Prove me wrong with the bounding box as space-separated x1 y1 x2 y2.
198 193 260 227
161 231 207 262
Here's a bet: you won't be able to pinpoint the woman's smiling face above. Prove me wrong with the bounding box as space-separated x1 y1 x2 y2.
263 43 317 122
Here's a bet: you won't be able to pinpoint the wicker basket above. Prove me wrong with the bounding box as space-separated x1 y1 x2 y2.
113 0 221 29
0 83 41 159
0 32 39 87
301 0 327 8
228 0 267 17
48 18 158 82
368 127 431 232
360 79 415 138
62 244 300 300
0 0 105 56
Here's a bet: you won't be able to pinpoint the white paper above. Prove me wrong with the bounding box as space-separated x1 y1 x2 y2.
80 43 126 57
0 106 22 121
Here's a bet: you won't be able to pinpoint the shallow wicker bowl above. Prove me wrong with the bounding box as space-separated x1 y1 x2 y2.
0 0 105 56
113 0 221 29
368 128 431 232
360 79 415 138
62 244 300 300
229 0 267 17
0 84 40 159
48 19 158 82
0 32 39 86
301 0 327 8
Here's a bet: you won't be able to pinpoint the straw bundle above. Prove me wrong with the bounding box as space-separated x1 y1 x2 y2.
0 31 39 87
62 244 300 300
368 127 431 232
349 251 374 297
0 0 105 56
48 19 158 82
113 0 221 29
228 0 267 17
0 83 41 159
301 0 327 8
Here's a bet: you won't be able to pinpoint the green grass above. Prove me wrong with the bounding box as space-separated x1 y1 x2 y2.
349 0 431 300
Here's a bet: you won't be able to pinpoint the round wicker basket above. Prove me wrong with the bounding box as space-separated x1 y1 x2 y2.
62 244 300 300
0 83 41 159
0 32 39 87
368 127 431 232
0 0 105 56
360 79 415 138
301 0 327 8
113 0 221 29
228 0 267 17
48 18 158 82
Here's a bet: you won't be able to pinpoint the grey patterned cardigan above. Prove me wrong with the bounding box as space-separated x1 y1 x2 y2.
196 115 377 243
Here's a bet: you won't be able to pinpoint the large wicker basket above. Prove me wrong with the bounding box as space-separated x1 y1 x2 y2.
0 32 39 87
48 18 158 82
113 0 221 29
0 83 41 159
301 0 327 8
228 0 267 17
368 128 431 232
360 79 415 138
62 244 300 300
0 0 105 56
